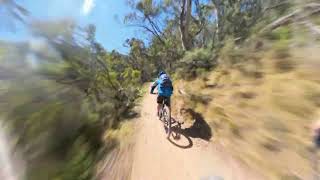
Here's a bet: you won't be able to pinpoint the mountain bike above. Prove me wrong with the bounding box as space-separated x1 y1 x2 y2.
159 97 171 138
152 93 172 138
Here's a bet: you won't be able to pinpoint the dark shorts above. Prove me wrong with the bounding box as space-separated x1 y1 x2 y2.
157 96 171 107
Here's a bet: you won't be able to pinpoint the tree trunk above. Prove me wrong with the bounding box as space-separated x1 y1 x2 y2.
180 0 193 51
212 0 223 41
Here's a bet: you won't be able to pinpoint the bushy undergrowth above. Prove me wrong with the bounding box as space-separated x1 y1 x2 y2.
176 48 217 80
173 23 320 178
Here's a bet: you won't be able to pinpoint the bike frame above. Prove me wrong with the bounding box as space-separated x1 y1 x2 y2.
159 99 171 138
151 92 172 137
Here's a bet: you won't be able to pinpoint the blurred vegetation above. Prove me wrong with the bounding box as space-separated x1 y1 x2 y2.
0 16 148 179
1 0 320 179
169 1 320 179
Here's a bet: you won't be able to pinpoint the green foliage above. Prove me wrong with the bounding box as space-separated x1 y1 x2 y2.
219 39 246 66
266 27 292 40
181 48 213 65
0 22 144 180
273 39 290 59
0 1 306 180
213 0 263 42
177 48 216 80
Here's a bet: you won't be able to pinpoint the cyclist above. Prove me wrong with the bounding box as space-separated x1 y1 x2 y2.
150 71 174 117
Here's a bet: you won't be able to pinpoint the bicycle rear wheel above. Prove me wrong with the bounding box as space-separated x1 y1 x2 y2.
163 105 171 138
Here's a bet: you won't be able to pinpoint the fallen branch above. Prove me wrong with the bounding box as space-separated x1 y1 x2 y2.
260 3 320 33
303 20 320 36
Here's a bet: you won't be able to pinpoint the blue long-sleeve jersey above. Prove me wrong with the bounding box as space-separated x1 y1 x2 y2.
150 77 173 97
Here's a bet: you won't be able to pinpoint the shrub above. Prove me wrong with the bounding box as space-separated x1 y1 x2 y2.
219 39 249 67
266 27 292 41
177 48 216 80
273 39 290 59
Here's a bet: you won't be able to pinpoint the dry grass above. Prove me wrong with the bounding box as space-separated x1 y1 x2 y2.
103 120 136 146
173 42 320 179
102 82 148 147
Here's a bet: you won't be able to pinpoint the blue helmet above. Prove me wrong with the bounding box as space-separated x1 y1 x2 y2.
158 71 166 77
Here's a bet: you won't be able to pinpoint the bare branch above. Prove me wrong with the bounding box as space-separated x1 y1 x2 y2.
127 24 166 45
145 15 165 38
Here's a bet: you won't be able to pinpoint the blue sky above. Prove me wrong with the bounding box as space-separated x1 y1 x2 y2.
0 0 145 53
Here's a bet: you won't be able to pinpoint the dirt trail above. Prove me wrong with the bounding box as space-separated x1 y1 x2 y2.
130 93 265 180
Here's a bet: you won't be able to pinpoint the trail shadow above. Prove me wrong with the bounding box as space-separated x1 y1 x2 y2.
167 109 213 149
179 108 213 141
122 110 139 119
168 125 193 149
205 84 218 88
